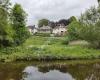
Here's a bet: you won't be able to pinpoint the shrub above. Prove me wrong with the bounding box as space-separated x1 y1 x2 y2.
79 6 100 48
67 21 82 41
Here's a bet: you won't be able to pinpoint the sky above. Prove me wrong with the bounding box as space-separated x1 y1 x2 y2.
11 0 98 25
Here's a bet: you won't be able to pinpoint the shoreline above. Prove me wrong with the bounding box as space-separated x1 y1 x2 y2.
1 54 100 62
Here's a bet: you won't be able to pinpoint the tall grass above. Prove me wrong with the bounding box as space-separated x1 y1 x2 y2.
0 36 100 62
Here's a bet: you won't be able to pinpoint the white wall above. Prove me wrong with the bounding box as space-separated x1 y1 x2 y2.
29 28 38 35
53 27 67 34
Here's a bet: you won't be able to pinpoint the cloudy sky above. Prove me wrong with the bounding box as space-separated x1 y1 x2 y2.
11 0 98 25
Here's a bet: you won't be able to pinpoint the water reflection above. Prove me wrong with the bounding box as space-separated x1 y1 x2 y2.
0 61 100 80
21 62 100 80
22 66 75 80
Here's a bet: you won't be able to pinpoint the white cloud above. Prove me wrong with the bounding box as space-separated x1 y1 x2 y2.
11 0 98 25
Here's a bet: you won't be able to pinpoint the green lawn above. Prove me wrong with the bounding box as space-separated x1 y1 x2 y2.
0 36 100 62
23 36 66 46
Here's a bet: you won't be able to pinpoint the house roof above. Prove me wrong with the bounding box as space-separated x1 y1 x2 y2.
39 26 51 30
53 25 67 29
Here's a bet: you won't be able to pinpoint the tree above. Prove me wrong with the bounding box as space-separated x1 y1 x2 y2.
0 0 11 10
11 3 29 45
38 19 49 27
80 7 98 25
49 21 56 28
0 0 13 47
69 16 77 23
68 21 81 41
67 6 100 48
79 6 100 48
58 19 70 26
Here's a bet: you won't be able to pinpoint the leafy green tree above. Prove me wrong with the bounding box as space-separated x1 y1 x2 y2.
0 0 13 47
38 19 49 27
68 21 81 41
58 19 70 26
69 16 77 23
11 3 29 45
79 6 100 48
0 0 11 10
78 23 100 48
80 7 98 25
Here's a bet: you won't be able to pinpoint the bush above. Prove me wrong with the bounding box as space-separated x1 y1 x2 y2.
79 6 100 48
67 21 81 41
78 23 100 48
62 37 69 45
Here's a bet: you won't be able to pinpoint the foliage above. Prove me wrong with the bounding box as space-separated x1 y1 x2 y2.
38 19 49 27
79 6 100 48
0 0 14 47
58 19 70 26
0 0 11 10
67 21 81 41
68 6 100 49
0 36 100 62
38 18 71 28
11 3 30 45
80 7 99 25
69 16 77 23
49 21 56 29
67 16 79 41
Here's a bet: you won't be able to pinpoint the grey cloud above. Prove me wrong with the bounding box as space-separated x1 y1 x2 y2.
11 0 98 25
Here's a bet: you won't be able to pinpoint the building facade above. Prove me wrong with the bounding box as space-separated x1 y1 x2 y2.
38 25 52 33
52 24 67 36
28 25 38 35
28 24 67 36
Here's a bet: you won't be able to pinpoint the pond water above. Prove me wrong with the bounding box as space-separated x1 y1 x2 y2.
0 60 100 80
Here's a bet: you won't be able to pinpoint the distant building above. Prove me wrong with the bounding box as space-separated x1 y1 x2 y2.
38 25 52 33
27 24 67 36
52 24 67 36
28 25 38 35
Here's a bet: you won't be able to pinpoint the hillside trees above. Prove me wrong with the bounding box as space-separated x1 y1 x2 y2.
58 19 70 26
38 19 49 27
38 18 71 28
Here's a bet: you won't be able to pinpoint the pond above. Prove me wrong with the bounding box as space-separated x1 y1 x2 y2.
0 60 100 80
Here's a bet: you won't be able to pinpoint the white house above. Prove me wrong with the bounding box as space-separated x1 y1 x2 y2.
28 24 67 36
52 25 67 35
28 25 38 35
38 25 52 33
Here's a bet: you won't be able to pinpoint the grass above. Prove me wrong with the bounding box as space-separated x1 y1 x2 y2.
0 36 100 62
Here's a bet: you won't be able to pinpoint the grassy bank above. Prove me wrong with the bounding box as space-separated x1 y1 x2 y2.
0 36 100 62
